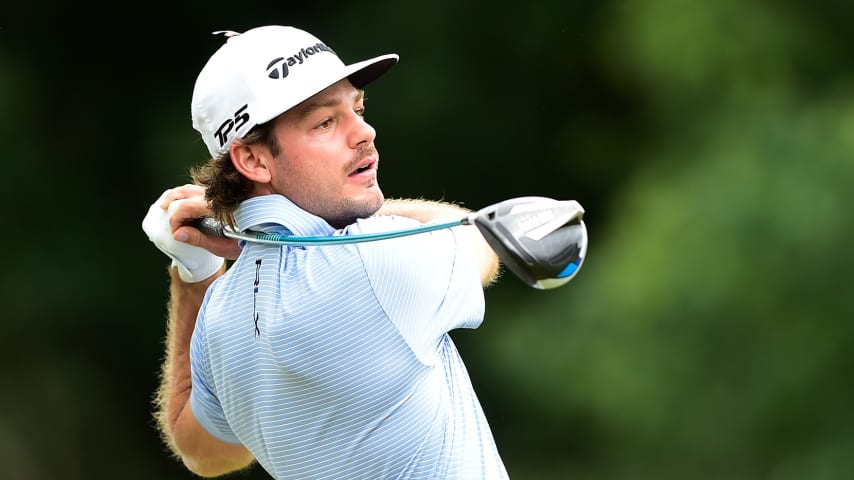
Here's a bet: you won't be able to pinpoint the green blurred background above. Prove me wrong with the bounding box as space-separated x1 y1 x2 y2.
1 1 852 479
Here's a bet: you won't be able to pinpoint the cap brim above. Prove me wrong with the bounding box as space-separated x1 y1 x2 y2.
246 53 400 135
345 54 399 89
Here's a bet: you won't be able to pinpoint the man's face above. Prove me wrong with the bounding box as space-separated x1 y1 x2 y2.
268 79 384 228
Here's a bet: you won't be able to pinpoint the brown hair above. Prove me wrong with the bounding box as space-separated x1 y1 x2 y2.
190 121 281 228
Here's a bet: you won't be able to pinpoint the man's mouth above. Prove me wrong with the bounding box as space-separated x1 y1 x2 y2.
349 160 377 177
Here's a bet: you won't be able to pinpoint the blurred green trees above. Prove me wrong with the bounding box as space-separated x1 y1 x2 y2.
1 0 852 479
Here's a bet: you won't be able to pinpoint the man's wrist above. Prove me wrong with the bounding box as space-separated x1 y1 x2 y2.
172 255 225 283
169 262 226 290
377 198 471 223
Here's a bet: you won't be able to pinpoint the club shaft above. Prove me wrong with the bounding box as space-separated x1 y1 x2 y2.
192 217 469 246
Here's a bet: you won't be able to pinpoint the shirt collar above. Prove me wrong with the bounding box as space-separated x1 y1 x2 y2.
233 194 336 237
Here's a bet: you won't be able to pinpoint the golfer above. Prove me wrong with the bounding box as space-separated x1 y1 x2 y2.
143 25 507 479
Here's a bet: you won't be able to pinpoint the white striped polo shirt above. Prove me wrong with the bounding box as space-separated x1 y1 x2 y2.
190 194 508 479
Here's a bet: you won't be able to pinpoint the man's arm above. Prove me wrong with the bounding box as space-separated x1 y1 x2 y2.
145 184 252 477
376 198 501 287
154 266 255 477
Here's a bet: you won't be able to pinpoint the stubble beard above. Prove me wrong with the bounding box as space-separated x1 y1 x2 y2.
323 143 385 229
281 143 384 229
323 187 384 229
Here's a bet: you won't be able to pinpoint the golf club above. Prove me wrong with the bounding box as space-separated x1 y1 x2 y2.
194 197 588 289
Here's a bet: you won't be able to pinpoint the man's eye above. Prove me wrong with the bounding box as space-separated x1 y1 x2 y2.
355 107 366 117
316 118 333 129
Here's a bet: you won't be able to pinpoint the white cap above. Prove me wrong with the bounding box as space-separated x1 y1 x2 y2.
191 26 399 157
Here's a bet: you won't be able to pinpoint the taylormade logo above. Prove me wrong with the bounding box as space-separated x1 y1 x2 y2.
211 42 338 150
266 43 336 79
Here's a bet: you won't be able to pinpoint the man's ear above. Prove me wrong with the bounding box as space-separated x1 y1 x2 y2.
230 141 272 184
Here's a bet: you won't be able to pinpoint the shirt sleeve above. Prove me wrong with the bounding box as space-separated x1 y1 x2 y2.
351 215 485 363
189 298 242 444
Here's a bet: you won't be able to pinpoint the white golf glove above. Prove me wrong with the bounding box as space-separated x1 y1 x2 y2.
142 189 224 283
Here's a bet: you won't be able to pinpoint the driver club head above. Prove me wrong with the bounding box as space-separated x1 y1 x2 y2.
471 197 588 289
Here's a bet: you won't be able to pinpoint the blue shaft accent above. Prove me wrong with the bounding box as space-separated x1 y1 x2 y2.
226 220 465 246
556 258 581 278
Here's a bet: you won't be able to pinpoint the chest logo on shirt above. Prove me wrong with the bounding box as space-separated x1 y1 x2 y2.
253 259 261 338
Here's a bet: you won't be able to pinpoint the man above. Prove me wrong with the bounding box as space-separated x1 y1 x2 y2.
142 25 507 479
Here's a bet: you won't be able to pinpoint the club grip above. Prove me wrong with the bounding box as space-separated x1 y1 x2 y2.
193 217 226 238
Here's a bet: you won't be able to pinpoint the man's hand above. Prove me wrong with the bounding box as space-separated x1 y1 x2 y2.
142 184 241 282
160 184 242 260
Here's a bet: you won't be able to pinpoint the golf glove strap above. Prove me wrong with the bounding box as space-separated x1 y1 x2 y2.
142 190 224 283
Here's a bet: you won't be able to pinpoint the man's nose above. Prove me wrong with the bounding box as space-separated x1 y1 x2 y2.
349 113 376 149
